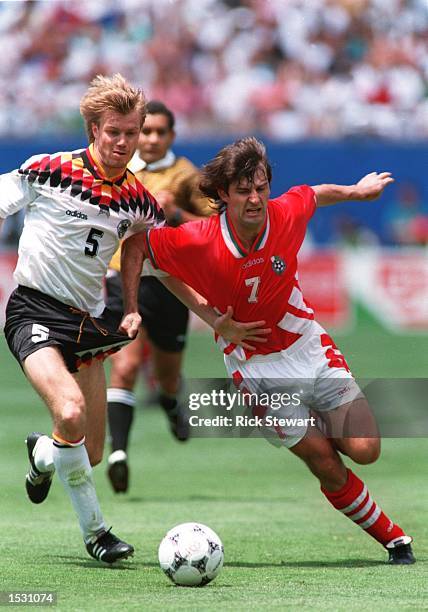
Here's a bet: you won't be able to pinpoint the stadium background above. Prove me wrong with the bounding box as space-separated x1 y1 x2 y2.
0 1 427 610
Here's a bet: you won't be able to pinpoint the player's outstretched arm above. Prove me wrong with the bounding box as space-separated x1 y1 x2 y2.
313 172 394 207
161 278 271 350
119 232 146 338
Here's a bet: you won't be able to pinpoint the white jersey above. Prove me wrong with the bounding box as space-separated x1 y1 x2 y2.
0 145 164 316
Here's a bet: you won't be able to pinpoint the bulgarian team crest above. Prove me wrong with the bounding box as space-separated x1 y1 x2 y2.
117 219 131 239
271 255 286 275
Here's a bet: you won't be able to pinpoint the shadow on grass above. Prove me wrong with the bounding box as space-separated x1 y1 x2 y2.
125 495 293 504
53 557 408 570
97 560 384 569
52 555 138 570
227 560 385 568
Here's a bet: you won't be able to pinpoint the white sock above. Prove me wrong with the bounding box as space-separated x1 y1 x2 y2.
33 435 55 473
52 441 106 542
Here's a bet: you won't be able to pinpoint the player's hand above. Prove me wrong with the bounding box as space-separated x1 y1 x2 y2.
155 190 176 215
356 172 394 201
214 306 271 351
119 312 141 339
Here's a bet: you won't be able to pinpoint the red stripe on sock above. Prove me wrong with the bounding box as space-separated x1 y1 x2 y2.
354 500 377 524
322 469 405 546
364 509 404 544
346 491 370 518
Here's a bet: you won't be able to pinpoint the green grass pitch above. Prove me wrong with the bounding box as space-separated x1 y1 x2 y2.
1 314 427 610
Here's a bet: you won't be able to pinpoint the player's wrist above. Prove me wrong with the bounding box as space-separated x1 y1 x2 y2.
168 208 184 227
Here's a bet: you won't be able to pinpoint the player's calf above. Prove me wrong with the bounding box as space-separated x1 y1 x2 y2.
290 433 415 564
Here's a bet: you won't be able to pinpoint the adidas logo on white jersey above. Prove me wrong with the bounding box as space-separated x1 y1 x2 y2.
66 210 88 220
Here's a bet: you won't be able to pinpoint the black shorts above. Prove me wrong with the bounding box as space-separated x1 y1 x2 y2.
4 285 131 373
105 272 189 352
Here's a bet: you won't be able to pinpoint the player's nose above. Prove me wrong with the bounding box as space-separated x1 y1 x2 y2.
248 189 259 203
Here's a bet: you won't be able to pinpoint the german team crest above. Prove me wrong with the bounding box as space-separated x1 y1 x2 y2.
271 255 286 275
117 219 131 239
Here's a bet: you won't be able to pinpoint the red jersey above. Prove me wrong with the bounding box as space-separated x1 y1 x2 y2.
144 185 316 360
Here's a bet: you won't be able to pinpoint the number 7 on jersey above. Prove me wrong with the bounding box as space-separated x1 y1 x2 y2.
245 276 260 303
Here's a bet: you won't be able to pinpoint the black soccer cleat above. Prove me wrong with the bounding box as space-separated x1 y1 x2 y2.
387 543 416 565
25 432 54 504
163 404 190 442
107 451 129 493
86 528 134 564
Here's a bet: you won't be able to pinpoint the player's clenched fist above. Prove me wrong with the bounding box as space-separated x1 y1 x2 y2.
119 312 142 338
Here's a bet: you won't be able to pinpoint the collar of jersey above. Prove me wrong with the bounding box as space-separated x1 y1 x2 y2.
220 209 270 258
128 149 176 173
86 143 128 183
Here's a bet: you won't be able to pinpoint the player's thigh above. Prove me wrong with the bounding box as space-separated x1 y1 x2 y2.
140 277 189 353
311 326 380 463
321 396 379 438
150 345 184 394
23 346 84 426
325 398 381 464
225 354 312 448
109 328 145 389
74 359 107 465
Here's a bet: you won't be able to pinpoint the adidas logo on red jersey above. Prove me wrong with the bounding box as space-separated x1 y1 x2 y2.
242 257 264 270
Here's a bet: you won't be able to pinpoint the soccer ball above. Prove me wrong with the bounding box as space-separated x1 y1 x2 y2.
158 522 224 587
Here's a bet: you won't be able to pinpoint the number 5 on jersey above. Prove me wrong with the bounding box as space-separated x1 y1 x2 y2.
85 228 104 257
245 276 260 303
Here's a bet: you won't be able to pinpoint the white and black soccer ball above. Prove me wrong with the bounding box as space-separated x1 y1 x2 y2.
158 522 224 587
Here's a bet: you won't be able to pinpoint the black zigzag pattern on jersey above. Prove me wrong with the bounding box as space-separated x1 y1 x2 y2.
18 150 164 224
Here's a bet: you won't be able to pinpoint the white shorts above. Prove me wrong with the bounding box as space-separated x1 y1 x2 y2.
224 322 362 448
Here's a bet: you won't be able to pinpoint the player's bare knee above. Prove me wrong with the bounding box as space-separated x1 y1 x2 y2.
58 395 86 438
348 438 380 465
111 356 140 388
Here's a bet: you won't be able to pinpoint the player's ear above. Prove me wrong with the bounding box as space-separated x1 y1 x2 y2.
91 122 99 141
218 188 228 204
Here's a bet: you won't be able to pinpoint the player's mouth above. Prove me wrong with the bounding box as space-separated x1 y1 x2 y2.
245 206 263 218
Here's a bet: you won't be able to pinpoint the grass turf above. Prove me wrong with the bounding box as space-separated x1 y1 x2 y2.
1 319 427 610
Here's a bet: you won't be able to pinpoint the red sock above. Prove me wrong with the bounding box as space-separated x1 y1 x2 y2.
322 468 407 547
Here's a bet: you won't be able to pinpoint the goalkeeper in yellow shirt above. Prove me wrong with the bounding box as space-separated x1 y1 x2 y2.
106 100 212 492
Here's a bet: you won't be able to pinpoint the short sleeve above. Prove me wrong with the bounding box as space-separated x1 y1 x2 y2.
275 185 316 222
144 220 206 281
0 168 36 219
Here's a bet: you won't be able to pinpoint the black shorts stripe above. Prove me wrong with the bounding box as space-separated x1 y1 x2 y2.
4 285 131 373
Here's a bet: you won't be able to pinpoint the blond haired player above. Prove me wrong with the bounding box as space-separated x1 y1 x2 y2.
0 74 165 563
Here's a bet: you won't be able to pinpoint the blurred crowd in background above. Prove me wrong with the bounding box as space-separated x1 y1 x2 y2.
1 0 428 139
1 0 428 249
